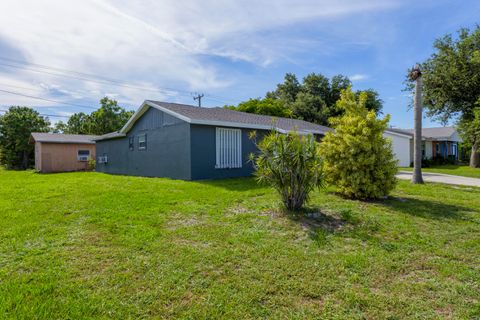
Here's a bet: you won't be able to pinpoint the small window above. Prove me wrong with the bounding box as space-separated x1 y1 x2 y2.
215 127 242 169
77 150 90 161
129 136 134 151
138 134 147 150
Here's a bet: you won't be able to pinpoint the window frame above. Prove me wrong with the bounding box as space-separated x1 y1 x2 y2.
138 133 147 150
129 136 134 151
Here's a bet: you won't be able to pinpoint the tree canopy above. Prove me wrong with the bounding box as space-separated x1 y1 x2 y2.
227 72 382 126
0 107 50 169
415 27 480 167
224 98 291 117
54 97 133 135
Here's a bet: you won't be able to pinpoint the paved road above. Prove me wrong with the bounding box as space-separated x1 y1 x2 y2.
396 171 480 187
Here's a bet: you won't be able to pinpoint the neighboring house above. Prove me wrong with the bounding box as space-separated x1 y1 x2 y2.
405 127 462 161
384 126 462 166
30 133 99 173
94 101 331 180
384 129 412 167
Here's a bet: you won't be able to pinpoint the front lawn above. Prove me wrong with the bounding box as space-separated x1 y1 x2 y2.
400 164 480 179
0 169 479 319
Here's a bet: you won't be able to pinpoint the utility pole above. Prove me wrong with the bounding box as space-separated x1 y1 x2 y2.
193 93 204 107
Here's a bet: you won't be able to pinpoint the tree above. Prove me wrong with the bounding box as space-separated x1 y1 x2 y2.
418 27 480 167
356 89 383 115
266 73 301 104
225 98 291 117
60 112 91 134
52 121 67 133
88 97 134 135
320 88 397 199
458 104 480 167
291 92 328 124
250 130 325 211
58 97 133 135
236 72 382 126
0 107 50 169
410 65 424 183
328 75 352 114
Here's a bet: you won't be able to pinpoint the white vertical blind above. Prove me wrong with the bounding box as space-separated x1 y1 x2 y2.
215 128 242 169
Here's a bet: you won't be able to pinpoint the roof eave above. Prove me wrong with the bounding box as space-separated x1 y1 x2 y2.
93 133 126 142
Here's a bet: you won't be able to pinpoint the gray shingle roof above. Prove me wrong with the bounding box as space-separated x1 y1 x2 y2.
147 101 332 134
385 128 413 137
403 127 457 139
30 133 99 144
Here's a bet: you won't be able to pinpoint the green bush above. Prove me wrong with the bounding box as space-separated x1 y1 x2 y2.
320 88 397 199
250 130 325 211
87 157 96 171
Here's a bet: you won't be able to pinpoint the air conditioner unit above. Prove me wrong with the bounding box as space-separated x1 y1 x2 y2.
78 156 89 161
98 156 108 164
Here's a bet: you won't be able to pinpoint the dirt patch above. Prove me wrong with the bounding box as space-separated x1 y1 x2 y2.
164 214 204 231
226 204 250 215
299 211 346 233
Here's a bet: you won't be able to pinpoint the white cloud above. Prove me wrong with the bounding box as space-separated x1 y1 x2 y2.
349 74 369 81
0 0 400 113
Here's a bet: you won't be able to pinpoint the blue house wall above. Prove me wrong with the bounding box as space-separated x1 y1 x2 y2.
96 108 191 180
189 125 263 180
96 106 277 180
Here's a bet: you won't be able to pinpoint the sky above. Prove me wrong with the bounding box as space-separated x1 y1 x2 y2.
0 0 479 128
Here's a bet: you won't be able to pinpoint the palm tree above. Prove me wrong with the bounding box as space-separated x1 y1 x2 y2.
410 65 424 184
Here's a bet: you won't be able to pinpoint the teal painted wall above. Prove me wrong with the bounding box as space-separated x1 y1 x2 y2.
96 107 191 180
190 125 263 180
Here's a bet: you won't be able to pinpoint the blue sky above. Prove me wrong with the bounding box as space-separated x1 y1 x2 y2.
0 0 479 128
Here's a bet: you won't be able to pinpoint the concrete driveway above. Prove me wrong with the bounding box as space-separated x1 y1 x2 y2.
397 171 480 187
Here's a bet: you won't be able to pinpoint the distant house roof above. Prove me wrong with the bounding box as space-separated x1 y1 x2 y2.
30 133 99 144
403 127 460 140
96 100 333 141
385 128 413 138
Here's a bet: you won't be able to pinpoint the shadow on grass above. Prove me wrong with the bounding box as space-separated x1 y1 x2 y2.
282 207 354 245
381 196 473 220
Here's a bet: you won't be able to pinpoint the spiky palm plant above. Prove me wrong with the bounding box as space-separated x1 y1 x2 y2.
250 130 325 211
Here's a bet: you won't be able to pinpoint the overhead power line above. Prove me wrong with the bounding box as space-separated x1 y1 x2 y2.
0 88 96 110
0 108 70 118
0 56 236 104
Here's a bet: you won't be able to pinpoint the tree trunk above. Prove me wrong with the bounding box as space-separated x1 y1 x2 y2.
470 140 480 168
412 73 424 184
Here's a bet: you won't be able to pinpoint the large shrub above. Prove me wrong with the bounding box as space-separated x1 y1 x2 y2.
0 107 50 169
251 130 324 211
320 88 397 199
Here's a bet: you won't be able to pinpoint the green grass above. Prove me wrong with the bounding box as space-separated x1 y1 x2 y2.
0 169 479 319
400 164 480 179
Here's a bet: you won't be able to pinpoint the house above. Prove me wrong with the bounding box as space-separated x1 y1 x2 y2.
384 129 413 167
384 126 462 166
30 133 99 173
94 101 331 180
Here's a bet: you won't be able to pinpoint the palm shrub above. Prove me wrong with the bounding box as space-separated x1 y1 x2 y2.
250 130 324 211
320 88 397 199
